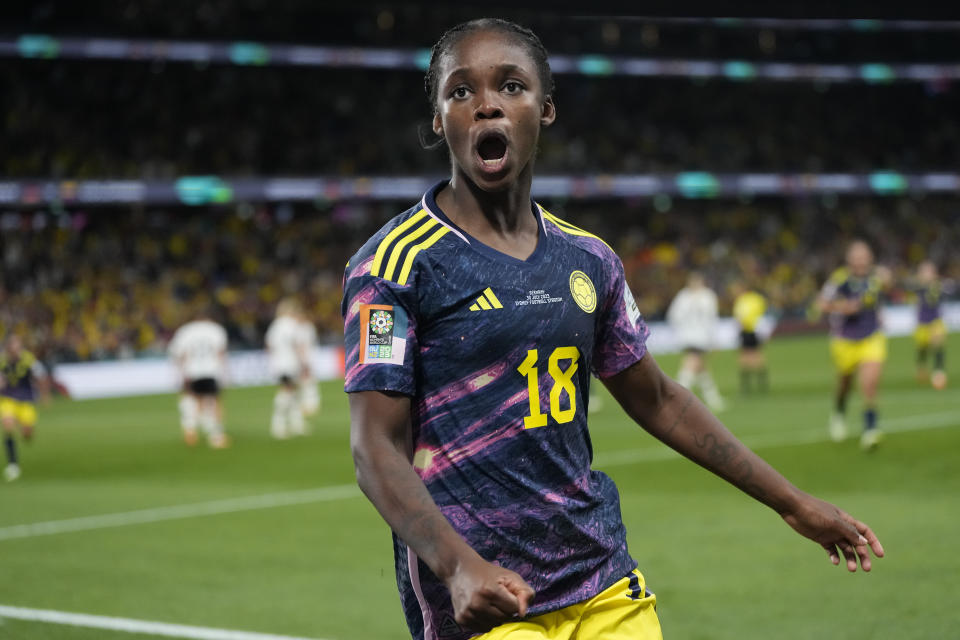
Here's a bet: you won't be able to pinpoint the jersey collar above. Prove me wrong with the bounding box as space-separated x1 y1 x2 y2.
421 180 548 266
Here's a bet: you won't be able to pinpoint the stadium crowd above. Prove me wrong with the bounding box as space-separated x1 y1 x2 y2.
1 196 958 364
0 202 357 363
4 61 959 178
3 7 959 364
7 1 960 62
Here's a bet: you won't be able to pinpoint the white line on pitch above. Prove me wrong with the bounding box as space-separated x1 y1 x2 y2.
594 410 960 468
3 410 957 541
0 605 330 640
0 484 361 542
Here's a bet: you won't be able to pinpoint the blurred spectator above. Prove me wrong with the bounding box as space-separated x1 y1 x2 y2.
0 201 371 362
3 60 958 178
2 8 959 364
1 196 958 364
5 3 960 62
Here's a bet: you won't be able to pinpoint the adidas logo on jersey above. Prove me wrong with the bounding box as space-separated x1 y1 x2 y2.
469 287 503 311
438 614 462 636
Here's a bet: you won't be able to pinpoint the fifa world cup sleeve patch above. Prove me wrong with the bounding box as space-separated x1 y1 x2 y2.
358 304 408 365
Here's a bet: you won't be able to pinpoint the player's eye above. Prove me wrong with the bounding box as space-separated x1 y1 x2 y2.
450 86 470 100
502 81 524 94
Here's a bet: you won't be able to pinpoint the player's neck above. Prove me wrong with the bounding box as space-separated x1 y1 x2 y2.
438 170 539 260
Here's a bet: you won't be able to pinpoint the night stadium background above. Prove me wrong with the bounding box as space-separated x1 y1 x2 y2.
1 4 958 639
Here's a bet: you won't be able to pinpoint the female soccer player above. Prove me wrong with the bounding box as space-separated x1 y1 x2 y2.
732 280 770 394
666 271 726 410
1 335 48 481
912 260 948 390
343 19 883 640
817 240 891 450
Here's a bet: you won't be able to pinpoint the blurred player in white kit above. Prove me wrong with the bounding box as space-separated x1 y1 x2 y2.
667 272 727 411
296 307 321 418
168 311 230 448
266 298 317 438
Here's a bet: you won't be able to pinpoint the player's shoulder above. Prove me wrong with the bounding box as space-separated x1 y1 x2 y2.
211 321 228 340
171 322 193 339
828 267 850 284
347 202 424 267
265 316 281 333
196 320 227 340
345 196 458 288
538 204 617 263
298 321 317 340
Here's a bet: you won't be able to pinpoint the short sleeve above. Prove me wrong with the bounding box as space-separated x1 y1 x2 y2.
342 260 419 396
820 269 844 300
167 331 182 358
592 255 650 379
30 357 47 378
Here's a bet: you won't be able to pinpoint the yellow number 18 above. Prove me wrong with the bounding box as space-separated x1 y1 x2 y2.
516 346 580 429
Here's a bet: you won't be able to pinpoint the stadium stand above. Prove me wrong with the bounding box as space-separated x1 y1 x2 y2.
2 6 958 363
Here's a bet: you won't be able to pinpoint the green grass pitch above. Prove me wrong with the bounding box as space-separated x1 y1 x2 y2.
1 333 958 639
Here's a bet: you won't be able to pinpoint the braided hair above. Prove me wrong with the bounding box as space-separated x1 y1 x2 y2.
422 19 555 138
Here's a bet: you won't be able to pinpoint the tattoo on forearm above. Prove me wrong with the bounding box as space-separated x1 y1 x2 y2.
693 432 737 467
374 455 449 556
693 433 771 506
733 459 769 505
663 393 694 437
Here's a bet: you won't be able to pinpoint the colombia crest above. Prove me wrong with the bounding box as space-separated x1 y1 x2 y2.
569 270 597 313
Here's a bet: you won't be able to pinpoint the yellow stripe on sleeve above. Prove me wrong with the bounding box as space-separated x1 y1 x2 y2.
476 296 492 310
483 287 503 309
397 228 450 286
542 211 613 251
381 218 438 283
371 209 428 277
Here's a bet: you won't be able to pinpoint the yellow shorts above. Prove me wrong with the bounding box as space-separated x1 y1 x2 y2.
0 397 37 427
914 318 946 348
830 333 887 376
477 569 661 640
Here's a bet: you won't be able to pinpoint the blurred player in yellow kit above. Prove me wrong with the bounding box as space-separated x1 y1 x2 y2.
1 335 49 481
817 240 891 450
912 260 949 390
732 281 769 394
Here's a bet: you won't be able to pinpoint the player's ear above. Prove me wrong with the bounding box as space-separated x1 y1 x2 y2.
432 112 443 138
540 96 556 128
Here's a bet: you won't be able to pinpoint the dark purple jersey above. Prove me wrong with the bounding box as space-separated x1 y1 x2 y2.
342 182 649 640
821 267 884 340
0 349 40 402
916 283 942 325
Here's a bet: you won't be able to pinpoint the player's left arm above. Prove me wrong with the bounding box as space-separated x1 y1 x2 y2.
874 265 893 289
296 339 311 379
602 354 885 572
31 360 52 405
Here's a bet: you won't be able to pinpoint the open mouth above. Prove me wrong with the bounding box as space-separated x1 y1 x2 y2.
476 131 508 169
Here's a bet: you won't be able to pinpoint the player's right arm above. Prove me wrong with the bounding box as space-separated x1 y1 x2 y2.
817 269 860 315
168 342 187 384
348 390 534 631
342 236 532 632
